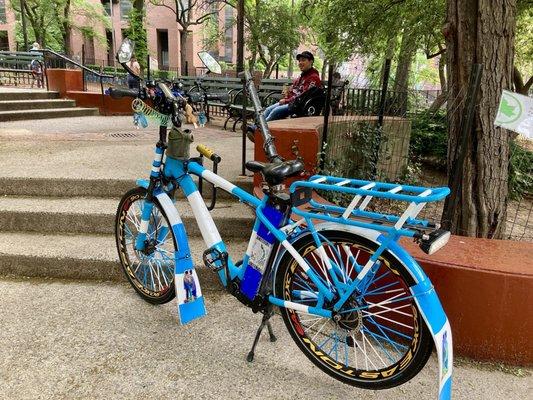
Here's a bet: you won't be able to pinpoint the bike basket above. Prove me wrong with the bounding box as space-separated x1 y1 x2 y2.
167 128 194 159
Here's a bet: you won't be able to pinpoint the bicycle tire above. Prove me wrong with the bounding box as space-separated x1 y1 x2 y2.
274 230 433 389
115 187 176 304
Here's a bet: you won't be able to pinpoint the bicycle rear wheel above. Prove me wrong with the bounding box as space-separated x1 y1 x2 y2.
115 187 176 304
274 230 432 389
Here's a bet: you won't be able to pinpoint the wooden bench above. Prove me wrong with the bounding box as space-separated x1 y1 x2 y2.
0 51 45 88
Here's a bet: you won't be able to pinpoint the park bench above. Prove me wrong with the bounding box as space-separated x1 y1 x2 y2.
225 78 293 131
0 51 44 87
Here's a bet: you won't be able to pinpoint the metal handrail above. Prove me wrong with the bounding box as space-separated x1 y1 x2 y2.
37 49 114 111
38 49 114 79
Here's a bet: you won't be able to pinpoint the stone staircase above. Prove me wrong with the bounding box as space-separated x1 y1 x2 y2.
0 90 99 122
0 176 254 283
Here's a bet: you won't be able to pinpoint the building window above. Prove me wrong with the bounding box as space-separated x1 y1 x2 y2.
120 0 133 20
0 31 8 51
224 6 233 63
101 0 111 16
157 29 169 70
0 0 7 24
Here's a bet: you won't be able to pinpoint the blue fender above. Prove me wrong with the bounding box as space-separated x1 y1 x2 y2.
147 187 206 325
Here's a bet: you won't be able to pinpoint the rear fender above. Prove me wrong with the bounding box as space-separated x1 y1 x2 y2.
275 222 452 400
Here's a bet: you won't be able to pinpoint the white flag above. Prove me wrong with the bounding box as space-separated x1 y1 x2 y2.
495 90 533 139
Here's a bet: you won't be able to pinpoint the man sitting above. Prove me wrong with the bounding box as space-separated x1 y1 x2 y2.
247 51 322 141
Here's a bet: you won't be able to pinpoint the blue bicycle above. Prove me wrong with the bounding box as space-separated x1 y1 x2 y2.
112 40 453 400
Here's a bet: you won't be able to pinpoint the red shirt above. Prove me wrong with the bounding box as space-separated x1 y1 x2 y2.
285 67 322 104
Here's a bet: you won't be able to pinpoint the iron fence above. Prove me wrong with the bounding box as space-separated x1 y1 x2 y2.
320 67 532 242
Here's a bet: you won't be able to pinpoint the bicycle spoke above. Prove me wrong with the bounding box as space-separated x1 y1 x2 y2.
365 317 413 341
362 328 389 368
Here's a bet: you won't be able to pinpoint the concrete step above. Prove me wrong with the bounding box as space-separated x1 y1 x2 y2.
0 99 76 111
0 177 254 199
0 90 60 101
0 196 255 237
0 107 99 122
0 232 249 284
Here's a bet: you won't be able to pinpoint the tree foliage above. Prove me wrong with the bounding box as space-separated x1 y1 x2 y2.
243 0 301 78
124 7 148 70
514 0 533 94
149 0 225 72
9 0 110 52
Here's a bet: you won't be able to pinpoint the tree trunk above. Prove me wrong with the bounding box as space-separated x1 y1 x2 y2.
443 0 516 239
62 0 72 54
393 30 416 116
429 54 448 112
263 59 275 78
179 28 188 75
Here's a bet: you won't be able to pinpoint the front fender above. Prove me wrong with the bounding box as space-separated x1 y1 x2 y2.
153 190 207 325
276 222 452 400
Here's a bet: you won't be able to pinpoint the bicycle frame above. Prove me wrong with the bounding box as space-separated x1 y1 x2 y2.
133 144 452 399
120 66 452 398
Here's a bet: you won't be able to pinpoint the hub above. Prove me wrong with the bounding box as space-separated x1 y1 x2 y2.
334 299 363 335
141 239 157 256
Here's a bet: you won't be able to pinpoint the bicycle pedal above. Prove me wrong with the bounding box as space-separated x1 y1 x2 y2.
202 247 228 272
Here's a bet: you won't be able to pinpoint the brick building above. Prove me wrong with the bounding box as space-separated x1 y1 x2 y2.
0 0 237 74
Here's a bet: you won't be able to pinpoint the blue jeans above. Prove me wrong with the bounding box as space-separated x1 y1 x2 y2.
264 103 291 121
247 102 291 138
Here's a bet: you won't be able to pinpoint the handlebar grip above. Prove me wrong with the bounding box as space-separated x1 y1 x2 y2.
197 144 221 163
158 82 176 102
206 93 229 102
108 87 138 99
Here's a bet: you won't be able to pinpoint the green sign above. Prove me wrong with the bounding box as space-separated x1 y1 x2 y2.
495 90 533 139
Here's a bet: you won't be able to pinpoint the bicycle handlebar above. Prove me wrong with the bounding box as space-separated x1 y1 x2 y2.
108 87 139 99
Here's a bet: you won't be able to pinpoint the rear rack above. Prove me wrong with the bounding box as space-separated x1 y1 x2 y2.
289 174 450 239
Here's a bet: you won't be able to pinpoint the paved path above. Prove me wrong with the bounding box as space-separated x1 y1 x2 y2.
0 277 530 400
0 115 253 180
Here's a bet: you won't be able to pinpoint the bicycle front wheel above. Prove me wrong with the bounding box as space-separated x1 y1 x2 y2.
274 230 433 389
115 187 176 304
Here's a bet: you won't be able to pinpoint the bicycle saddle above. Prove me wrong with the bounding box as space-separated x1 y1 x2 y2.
245 159 305 186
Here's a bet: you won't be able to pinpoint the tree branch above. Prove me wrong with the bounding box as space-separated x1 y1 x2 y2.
524 75 533 93
150 1 177 16
426 47 446 59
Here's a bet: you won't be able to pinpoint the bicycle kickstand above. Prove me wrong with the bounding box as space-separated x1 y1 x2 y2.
246 306 277 362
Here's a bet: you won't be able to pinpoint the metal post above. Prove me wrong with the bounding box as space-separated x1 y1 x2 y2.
442 63 483 229
319 63 335 171
147 54 151 81
378 58 391 127
109 0 117 69
81 44 86 90
43 50 49 91
241 77 247 176
236 0 244 74
237 0 246 175
371 58 392 178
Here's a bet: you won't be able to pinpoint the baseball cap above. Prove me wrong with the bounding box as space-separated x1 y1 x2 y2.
296 51 314 62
